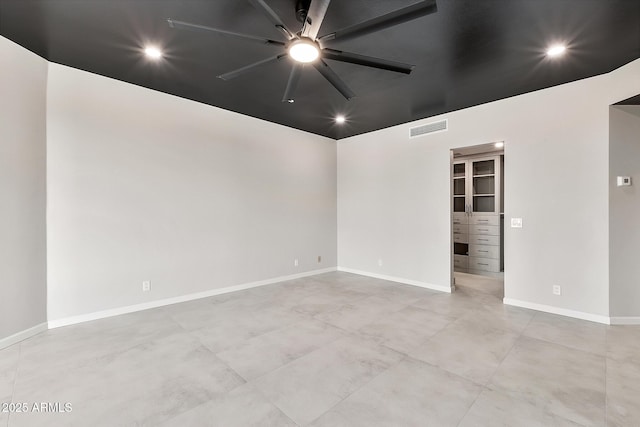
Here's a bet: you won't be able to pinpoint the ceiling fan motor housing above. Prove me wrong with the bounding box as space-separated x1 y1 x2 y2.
296 0 311 23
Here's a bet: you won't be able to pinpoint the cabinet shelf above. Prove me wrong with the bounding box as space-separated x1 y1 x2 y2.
473 174 495 178
473 194 495 197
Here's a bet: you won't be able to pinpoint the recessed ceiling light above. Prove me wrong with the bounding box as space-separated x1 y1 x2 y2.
287 99 295 103
335 115 346 124
494 142 504 148
144 46 163 59
288 38 320 63
546 44 566 57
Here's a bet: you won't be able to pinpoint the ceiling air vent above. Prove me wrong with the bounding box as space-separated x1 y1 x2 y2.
410 119 448 138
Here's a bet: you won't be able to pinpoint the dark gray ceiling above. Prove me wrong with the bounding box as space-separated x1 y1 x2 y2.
1 0 639 139
616 94 640 105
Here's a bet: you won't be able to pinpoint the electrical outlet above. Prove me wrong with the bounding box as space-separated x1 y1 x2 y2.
317 255 322 263
378 259 383 267
553 285 561 296
142 280 151 292
294 258 299 267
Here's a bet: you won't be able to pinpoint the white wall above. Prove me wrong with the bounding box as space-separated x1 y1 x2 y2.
609 106 640 318
46 64 337 321
0 37 48 339
337 125 452 289
338 58 640 319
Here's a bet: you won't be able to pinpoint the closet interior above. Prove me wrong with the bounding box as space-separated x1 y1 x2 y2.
452 143 504 279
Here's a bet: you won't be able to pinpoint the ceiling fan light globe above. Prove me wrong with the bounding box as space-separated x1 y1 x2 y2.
289 39 320 63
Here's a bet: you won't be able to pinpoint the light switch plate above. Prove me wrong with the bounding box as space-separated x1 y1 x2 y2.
511 218 523 228
617 176 632 187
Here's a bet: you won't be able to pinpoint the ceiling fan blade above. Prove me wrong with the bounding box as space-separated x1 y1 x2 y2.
313 60 355 100
318 0 437 44
218 54 287 80
322 48 414 74
167 19 286 46
301 0 331 40
248 0 296 40
282 64 303 102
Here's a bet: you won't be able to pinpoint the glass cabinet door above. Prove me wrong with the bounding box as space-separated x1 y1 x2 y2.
472 160 494 176
472 159 496 213
453 162 466 212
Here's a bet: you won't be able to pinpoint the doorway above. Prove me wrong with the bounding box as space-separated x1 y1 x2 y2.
450 142 505 297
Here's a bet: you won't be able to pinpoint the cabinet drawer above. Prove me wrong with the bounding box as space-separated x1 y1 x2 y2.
468 257 499 272
452 223 468 234
453 255 468 269
452 213 469 225
453 233 468 243
469 234 500 246
469 224 499 236
470 215 499 226
469 244 499 259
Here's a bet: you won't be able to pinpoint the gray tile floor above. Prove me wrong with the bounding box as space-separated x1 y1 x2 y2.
1 271 639 426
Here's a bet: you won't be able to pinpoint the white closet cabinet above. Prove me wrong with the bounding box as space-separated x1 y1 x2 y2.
452 155 502 276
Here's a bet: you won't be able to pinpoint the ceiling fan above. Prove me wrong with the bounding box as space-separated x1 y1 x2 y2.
167 0 437 102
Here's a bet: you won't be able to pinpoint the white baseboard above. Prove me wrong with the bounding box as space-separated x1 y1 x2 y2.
48 267 337 329
337 267 452 293
0 322 48 350
503 298 611 325
610 316 640 325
